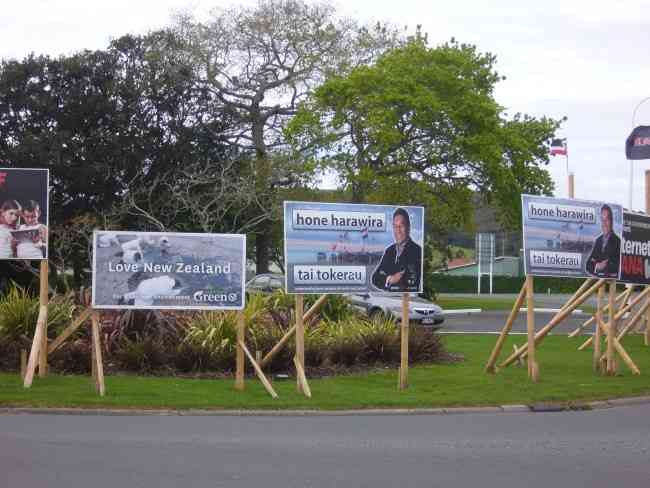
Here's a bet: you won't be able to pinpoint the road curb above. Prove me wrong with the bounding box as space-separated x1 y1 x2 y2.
2 395 650 416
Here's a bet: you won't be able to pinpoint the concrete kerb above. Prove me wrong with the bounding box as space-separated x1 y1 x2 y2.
2 395 650 416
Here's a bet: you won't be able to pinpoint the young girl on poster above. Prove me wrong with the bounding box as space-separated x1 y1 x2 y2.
0 200 20 259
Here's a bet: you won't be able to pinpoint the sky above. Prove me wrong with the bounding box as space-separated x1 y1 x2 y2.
2 0 650 211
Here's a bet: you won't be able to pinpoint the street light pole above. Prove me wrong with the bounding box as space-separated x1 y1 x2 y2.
630 97 650 210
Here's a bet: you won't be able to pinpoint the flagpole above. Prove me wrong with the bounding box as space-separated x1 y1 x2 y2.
565 139 573 198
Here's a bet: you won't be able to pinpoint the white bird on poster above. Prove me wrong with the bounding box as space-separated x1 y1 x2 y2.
98 233 120 248
121 276 183 306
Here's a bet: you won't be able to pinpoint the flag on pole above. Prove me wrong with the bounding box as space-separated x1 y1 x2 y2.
550 138 567 156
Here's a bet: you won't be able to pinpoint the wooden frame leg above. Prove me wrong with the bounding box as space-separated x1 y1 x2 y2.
501 279 606 367
295 295 305 394
38 261 49 378
235 311 245 391
593 287 603 373
568 286 628 338
645 289 650 346
526 276 539 382
595 317 640 375
485 283 526 373
91 311 105 396
23 305 47 388
260 294 328 369
399 292 409 390
578 287 650 350
238 340 278 399
606 280 617 375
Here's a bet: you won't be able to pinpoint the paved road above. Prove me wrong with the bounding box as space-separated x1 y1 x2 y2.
442 292 600 308
442 310 591 334
2 407 649 487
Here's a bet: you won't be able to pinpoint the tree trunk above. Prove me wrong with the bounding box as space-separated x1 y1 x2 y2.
252 115 271 274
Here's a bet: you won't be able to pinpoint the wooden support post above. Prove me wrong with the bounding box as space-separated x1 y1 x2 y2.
20 349 27 381
485 283 527 373
38 261 49 378
616 297 650 342
593 287 603 373
526 276 539 382
577 287 650 350
90 311 105 396
260 294 328 369
501 279 605 367
91 341 97 381
295 294 305 394
606 280 617 375
568 287 629 338
48 307 93 355
293 357 312 399
235 311 245 391
560 278 596 316
23 306 48 387
594 316 640 375
645 288 650 346
399 292 409 390
514 344 525 367
238 339 278 399
90 310 106 396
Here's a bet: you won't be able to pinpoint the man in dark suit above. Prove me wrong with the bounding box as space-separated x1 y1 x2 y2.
586 204 621 278
371 208 422 292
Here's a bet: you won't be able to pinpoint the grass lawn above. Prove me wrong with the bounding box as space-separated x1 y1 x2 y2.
1 334 649 410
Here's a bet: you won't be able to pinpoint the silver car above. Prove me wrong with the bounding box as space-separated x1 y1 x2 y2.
347 293 444 326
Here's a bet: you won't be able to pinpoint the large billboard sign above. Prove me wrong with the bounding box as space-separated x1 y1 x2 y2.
284 202 424 294
0 168 49 260
620 211 650 284
92 231 246 310
522 195 623 279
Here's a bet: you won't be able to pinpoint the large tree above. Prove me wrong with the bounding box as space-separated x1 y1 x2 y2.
286 38 560 233
0 31 239 285
171 0 402 272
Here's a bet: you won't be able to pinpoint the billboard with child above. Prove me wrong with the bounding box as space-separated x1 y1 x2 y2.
0 168 49 260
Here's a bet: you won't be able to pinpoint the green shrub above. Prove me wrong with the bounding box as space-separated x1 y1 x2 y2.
408 327 445 363
357 316 400 364
0 283 76 344
116 337 170 373
184 311 238 355
49 339 92 374
320 319 361 367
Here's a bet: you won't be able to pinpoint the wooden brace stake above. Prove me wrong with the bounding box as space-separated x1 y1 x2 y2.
485 283 526 373
293 357 312 399
500 279 606 368
238 339 278 399
568 287 629 338
577 287 650 351
260 294 328 369
48 307 93 355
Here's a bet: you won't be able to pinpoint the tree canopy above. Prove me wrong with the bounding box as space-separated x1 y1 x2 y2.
287 38 559 232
